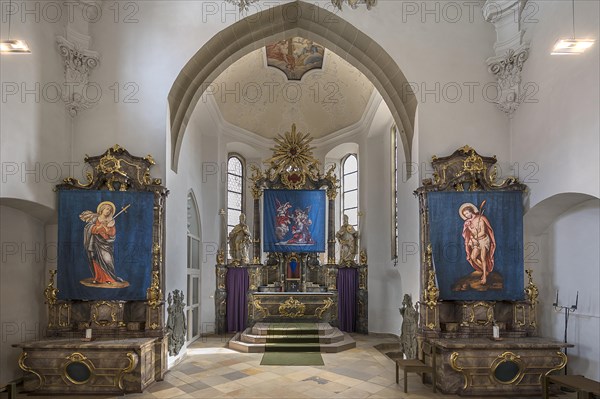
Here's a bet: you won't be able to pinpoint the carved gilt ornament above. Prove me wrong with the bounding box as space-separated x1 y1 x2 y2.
250 124 339 195
279 297 306 318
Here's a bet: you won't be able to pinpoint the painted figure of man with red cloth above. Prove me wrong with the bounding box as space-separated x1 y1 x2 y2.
460 201 496 285
79 201 127 287
274 199 292 241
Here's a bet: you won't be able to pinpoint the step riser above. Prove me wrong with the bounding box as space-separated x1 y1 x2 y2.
266 338 321 343
229 324 356 354
265 347 321 352
263 329 319 335
241 335 345 344
252 323 334 336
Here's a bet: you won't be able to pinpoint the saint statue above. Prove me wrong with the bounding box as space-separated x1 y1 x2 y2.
336 214 358 264
228 213 251 264
167 290 186 356
399 294 418 359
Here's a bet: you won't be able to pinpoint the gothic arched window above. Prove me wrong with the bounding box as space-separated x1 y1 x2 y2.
227 154 245 254
391 124 399 264
186 192 201 342
342 154 359 230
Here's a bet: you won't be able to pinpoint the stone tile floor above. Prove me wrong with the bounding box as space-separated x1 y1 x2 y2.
17 334 576 399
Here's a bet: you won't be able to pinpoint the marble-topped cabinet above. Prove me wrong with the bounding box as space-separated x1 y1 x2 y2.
14 338 157 395
424 337 572 396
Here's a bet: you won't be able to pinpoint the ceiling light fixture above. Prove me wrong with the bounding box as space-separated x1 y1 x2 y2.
1 0 31 54
551 0 594 55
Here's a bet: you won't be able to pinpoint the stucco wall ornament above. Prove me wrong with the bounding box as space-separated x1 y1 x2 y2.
487 45 530 115
331 0 376 10
57 36 100 117
227 0 375 11
483 0 530 115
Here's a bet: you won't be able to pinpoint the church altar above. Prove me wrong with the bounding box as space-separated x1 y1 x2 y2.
215 126 368 336
248 292 337 324
13 147 169 395
414 147 569 395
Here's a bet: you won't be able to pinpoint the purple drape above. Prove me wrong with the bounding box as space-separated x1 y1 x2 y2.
226 268 249 332
337 267 357 332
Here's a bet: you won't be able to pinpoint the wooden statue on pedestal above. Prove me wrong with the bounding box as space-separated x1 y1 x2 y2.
399 294 418 359
336 214 358 265
166 290 187 356
228 213 252 265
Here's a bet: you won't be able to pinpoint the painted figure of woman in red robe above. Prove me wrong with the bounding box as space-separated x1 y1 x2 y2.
80 201 124 286
460 202 496 285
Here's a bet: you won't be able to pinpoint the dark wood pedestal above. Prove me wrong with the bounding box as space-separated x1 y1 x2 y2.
14 338 157 395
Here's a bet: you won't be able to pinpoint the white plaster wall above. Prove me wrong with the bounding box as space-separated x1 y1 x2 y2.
0 206 46 385
321 0 512 175
396 120 422 332
530 200 600 380
164 101 224 365
362 99 403 333
513 0 600 206
0 7 70 209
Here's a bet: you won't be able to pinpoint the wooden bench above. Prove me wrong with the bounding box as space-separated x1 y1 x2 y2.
543 375 600 399
395 358 436 393
0 378 20 399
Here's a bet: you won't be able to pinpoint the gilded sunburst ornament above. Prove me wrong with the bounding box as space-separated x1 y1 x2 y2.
264 124 319 175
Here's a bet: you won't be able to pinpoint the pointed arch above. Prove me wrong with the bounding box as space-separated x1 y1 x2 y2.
168 1 417 172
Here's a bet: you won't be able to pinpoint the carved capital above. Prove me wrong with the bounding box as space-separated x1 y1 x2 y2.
331 0 376 11
56 36 100 117
486 44 529 115
484 0 530 115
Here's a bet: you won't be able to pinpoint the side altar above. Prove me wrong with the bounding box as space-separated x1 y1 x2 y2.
13 146 169 395
414 146 571 396
215 125 368 337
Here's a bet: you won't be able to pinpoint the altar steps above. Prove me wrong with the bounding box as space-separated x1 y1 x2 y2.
228 322 356 353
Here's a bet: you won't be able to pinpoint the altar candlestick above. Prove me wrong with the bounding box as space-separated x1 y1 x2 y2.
555 290 559 306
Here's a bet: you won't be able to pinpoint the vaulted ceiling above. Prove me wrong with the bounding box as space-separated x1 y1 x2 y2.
212 43 375 139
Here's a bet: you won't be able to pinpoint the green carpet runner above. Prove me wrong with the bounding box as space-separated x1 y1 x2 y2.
260 323 324 365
